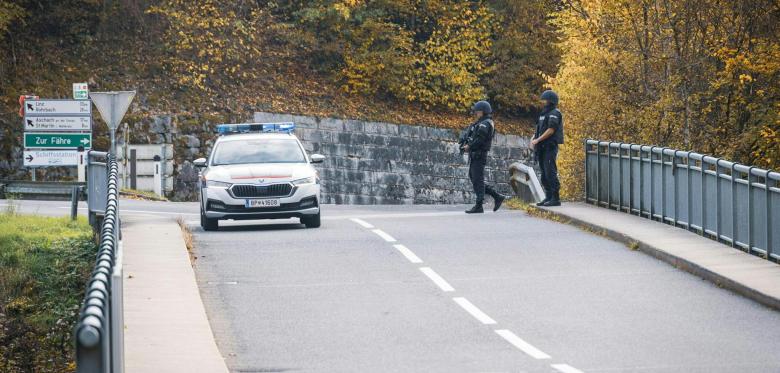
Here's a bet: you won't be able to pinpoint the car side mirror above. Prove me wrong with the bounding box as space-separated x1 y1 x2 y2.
310 154 325 164
193 158 208 167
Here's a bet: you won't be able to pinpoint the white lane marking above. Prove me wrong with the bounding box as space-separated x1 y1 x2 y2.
494 329 551 360
371 229 397 242
419 267 454 292
453 297 497 325
350 218 375 229
551 364 584 373
393 244 423 263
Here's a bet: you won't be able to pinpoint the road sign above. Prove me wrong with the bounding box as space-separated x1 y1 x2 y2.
24 132 92 149
25 116 91 131
90 91 135 131
91 91 136 155
23 150 80 166
73 83 89 100
24 99 91 116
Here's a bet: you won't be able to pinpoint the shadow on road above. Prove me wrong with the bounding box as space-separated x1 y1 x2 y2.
207 222 308 232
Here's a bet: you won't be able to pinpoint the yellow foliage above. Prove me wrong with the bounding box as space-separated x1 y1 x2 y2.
553 0 780 199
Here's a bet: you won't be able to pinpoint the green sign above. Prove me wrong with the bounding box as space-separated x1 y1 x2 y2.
73 83 89 100
24 132 92 149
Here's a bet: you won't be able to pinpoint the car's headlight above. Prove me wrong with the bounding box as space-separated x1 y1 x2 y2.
206 180 232 188
292 177 315 186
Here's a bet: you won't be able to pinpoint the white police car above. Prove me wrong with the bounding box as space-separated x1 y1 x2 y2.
193 123 324 231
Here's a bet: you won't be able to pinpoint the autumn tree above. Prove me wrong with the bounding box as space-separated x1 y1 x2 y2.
148 0 266 91
553 0 780 199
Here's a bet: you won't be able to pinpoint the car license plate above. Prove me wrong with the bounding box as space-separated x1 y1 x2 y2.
246 199 280 208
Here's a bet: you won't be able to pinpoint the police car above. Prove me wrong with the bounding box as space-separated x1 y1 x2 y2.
193 123 324 231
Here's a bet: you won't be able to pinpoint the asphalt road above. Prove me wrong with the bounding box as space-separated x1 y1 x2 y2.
187 204 780 373
6 198 780 372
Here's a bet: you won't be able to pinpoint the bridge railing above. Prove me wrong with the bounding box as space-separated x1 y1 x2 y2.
585 140 779 262
75 151 124 373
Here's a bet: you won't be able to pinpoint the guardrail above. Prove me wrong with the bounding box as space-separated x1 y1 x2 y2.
75 151 124 372
585 140 779 262
0 180 87 200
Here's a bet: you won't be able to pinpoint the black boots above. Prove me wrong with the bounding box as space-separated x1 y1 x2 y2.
536 196 550 206
493 194 505 212
538 192 561 207
465 203 484 214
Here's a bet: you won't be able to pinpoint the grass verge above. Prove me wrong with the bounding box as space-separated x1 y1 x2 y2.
120 188 168 202
0 212 97 373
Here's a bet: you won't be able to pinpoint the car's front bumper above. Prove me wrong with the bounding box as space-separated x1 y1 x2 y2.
202 183 319 220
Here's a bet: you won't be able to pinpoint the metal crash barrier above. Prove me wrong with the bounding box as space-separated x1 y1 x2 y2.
585 140 779 262
75 151 124 372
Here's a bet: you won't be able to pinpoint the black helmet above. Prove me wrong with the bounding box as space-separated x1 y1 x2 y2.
471 100 492 114
540 90 559 106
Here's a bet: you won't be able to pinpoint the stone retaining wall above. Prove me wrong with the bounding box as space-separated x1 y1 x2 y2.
253 112 532 204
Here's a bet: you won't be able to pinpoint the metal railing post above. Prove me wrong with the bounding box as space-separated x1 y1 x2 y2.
747 166 755 254
767 172 774 259
715 158 722 241
650 146 657 220
585 140 590 203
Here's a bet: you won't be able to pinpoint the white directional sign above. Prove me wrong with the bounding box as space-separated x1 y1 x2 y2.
24 116 91 131
24 99 91 116
23 150 79 166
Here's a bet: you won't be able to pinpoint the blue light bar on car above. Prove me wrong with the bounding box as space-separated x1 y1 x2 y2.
216 122 296 135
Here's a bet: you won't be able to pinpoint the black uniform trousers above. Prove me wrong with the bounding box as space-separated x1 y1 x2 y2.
537 143 560 197
469 151 500 204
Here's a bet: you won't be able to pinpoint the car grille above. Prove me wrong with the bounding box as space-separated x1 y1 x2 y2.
230 183 293 198
208 197 317 213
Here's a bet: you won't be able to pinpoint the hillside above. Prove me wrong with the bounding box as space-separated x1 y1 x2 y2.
1 0 777 199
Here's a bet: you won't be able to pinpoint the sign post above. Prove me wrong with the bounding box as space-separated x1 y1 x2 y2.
90 91 135 156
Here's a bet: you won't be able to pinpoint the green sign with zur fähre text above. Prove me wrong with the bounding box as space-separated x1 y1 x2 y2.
24 132 91 149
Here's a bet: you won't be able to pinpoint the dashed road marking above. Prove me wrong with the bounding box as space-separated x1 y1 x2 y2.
419 267 455 292
372 229 397 242
453 297 497 325
551 364 584 373
393 244 423 263
494 329 551 360
350 218 374 229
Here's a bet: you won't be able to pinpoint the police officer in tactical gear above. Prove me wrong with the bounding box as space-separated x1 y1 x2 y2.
461 100 506 214
531 90 564 207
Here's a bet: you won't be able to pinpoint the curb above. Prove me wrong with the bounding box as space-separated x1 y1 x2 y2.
535 205 780 311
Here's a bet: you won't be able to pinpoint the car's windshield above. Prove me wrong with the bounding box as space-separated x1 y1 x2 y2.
211 138 306 165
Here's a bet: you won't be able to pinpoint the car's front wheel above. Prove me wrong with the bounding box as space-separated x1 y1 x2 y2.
201 210 219 231
301 212 321 228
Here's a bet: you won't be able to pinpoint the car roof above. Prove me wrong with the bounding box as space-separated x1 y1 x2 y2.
216 132 300 143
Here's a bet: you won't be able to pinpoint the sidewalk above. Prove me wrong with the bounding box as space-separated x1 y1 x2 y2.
539 202 780 311
122 214 229 373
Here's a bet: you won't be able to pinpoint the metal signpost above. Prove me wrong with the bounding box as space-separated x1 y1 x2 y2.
90 91 135 156
23 95 93 179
